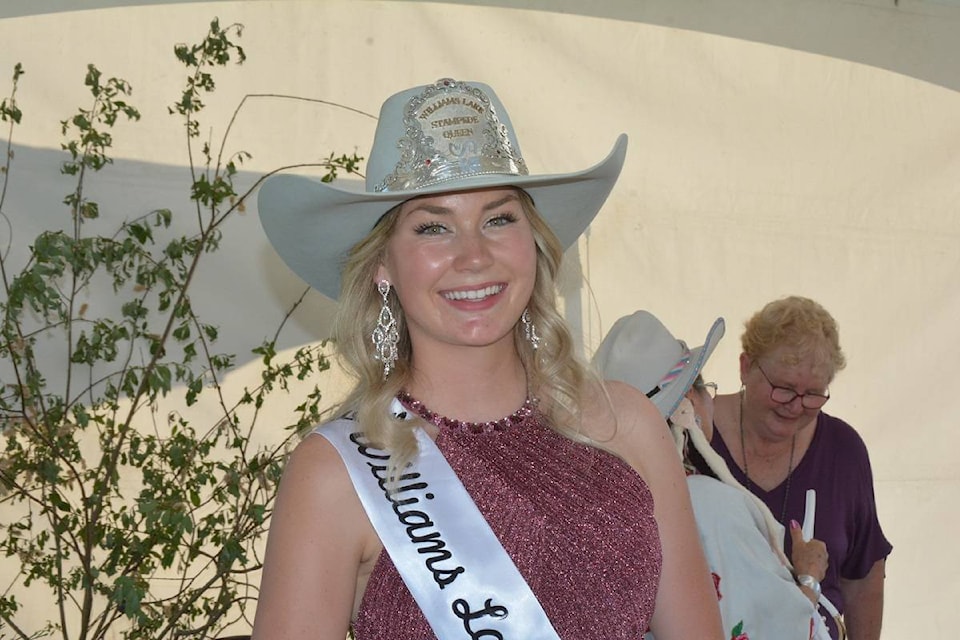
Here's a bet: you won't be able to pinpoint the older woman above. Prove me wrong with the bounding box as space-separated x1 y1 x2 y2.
251 78 722 639
705 296 892 640
594 310 833 640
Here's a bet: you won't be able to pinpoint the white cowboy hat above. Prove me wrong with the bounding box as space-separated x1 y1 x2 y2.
257 77 627 300
593 310 725 417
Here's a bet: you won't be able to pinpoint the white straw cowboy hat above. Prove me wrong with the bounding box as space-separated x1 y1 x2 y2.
593 311 725 418
257 77 628 300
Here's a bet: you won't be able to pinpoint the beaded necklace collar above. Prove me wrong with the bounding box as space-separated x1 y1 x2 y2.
397 390 540 434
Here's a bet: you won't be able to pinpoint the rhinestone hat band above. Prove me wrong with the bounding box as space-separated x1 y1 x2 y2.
375 78 529 193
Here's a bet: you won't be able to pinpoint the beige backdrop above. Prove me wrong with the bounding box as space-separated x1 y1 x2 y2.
2 0 957 637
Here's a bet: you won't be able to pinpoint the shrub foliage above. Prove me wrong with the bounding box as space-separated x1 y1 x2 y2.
0 19 360 639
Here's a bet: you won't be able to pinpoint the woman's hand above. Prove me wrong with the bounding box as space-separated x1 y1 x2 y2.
789 519 828 581
789 519 828 605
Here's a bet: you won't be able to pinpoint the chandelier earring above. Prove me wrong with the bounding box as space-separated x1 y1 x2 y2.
371 280 400 379
521 308 541 351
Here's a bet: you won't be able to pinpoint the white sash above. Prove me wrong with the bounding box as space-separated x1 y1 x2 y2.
318 401 561 640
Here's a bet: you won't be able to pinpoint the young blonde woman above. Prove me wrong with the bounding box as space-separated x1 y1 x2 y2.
251 79 722 639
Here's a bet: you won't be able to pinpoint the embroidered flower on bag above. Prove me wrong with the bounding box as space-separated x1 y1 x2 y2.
712 572 723 601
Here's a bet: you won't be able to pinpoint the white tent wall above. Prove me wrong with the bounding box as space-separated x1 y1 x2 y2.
1 1 956 637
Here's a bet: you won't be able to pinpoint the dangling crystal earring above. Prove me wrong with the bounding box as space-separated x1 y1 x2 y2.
372 280 399 379
521 308 541 351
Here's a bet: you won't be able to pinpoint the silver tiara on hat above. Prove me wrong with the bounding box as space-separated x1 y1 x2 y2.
375 78 529 193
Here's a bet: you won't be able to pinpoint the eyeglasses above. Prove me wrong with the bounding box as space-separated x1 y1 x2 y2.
755 362 830 409
694 381 718 399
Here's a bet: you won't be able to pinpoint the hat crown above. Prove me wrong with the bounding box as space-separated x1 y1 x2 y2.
368 78 529 194
594 311 689 396
593 311 725 418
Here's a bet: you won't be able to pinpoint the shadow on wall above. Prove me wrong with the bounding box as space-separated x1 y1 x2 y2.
1 143 338 370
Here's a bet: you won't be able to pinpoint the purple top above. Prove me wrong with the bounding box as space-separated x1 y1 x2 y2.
703 411 892 638
352 412 663 639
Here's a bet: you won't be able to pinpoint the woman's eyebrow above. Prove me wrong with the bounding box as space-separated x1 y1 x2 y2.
406 193 520 217
407 203 451 216
482 194 519 211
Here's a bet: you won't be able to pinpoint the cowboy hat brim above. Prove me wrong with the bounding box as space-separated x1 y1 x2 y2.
652 316 726 418
593 311 726 418
257 134 627 300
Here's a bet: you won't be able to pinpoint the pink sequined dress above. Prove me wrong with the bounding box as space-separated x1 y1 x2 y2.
351 400 663 639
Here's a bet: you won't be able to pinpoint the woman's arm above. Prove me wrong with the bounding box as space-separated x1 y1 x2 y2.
600 382 724 640
252 433 379 640
839 558 886 640
788 520 829 605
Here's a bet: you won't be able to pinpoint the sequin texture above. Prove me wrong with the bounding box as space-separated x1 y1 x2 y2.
352 398 663 639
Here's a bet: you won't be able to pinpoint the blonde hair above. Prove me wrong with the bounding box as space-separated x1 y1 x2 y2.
742 296 846 379
331 189 589 472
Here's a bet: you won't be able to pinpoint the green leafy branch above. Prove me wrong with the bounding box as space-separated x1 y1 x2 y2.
0 17 362 640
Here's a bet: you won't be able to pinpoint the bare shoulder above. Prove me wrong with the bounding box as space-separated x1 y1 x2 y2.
582 383 724 638
272 430 378 557
253 431 380 638
580 379 675 479
282 429 354 493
